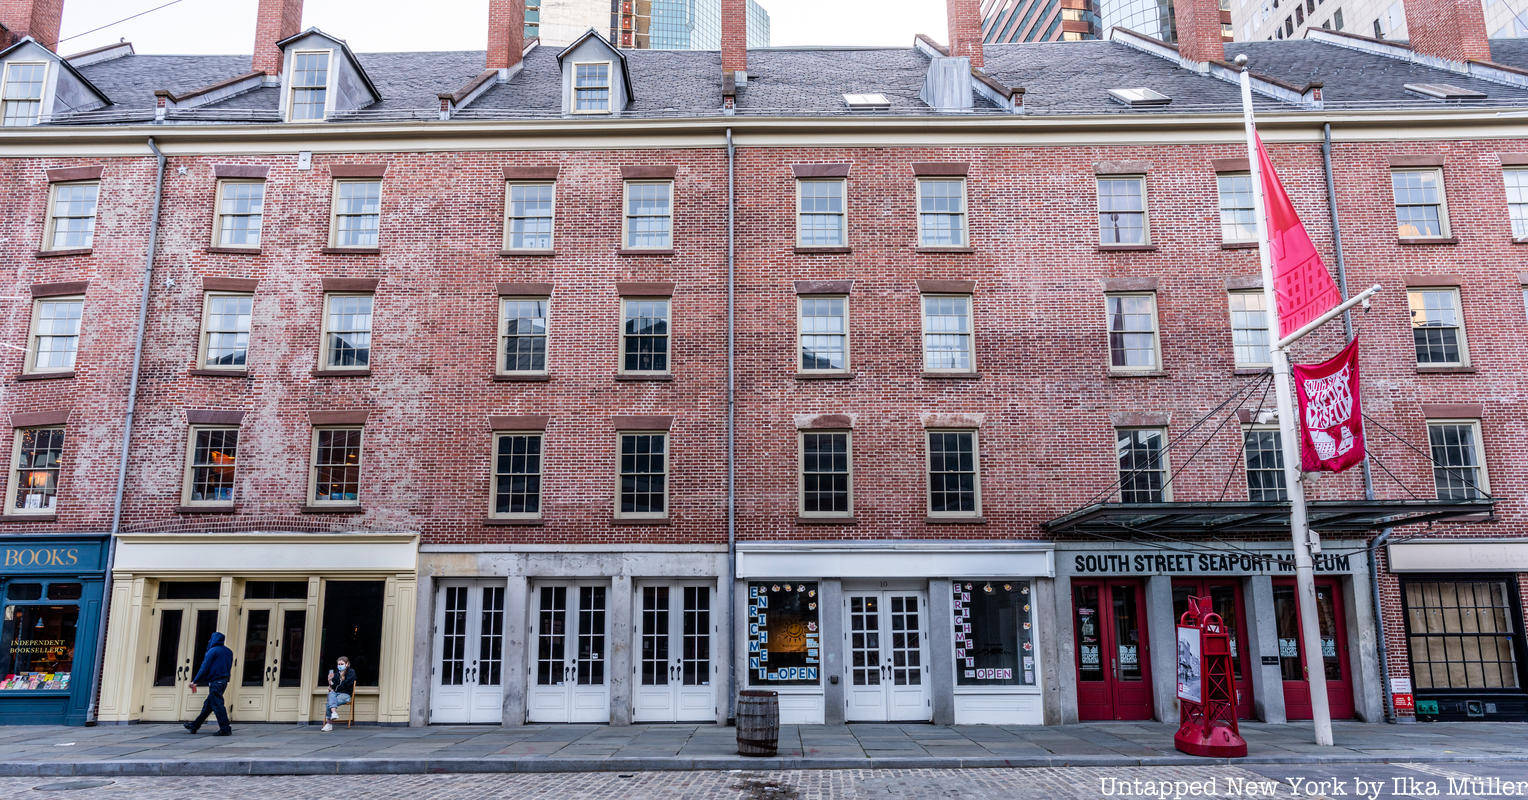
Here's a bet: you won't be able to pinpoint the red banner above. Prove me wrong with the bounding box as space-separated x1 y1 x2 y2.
1293 337 1365 473
1258 135 1342 338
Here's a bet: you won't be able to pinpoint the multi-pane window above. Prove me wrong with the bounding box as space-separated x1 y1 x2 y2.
1392 168 1448 238
1106 292 1159 372
922 294 974 372
1506 168 1528 239
25 296 82 374
492 432 543 518
1408 288 1467 366
623 181 673 249
199 293 252 369
1216 173 1256 243
1098 176 1147 245
917 178 967 247
330 180 381 248
321 293 373 370
310 427 362 505
8 427 63 514
799 431 851 516
183 426 238 506
621 298 669 374
499 297 548 374
1428 421 1487 501
1 62 46 126
1244 427 1287 502
1404 579 1522 690
573 62 611 113
1117 427 1168 503
796 180 846 247
213 180 265 248
927 430 980 517
288 51 330 121
44 182 99 251
505 183 555 250
798 296 848 373
1228 290 1270 368
617 432 667 518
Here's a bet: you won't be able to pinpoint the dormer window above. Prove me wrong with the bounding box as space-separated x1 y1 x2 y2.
289 51 330 121
573 62 611 113
1 62 46 126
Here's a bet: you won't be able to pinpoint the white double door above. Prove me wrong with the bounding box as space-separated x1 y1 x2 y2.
527 582 611 723
843 588 932 722
633 582 716 722
430 581 507 723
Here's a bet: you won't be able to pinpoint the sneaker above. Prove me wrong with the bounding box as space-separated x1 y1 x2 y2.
329 708 338 720
213 729 233 736
321 723 333 732
182 722 198 734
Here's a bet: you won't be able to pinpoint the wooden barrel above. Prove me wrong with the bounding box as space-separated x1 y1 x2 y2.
736 690 779 756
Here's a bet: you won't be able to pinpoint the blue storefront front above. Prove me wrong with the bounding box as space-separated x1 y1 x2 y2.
0 535 108 725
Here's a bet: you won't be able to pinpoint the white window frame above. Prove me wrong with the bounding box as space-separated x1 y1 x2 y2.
925 428 982 518
286 49 333 122
490 430 545 520
1505 168 1528 240
181 424 239 508
503 181 556 252
618 296 671 376
6 426 64 516
1116 427 1172 503
797 294 850 375
1216 172 1256 244
571 60 612 114
210 178 266 249
1105 291 1162 374
622 180 673 250
1097 175 1149 246
1426 419 1489 500
197 291 254 371
1 61 49 127
795 178 847 248
614 430 669 520
24 294 83 375
328 178 382 249
42 180 100 252
1391 167 1451 239
798 429 853 518
497 295 550 376
920 293 976 374
1407 286 1469 368
1241 424 1286 502
1227 289 1271 369
915 177 969 248
308 425 364 507
319 292 374 371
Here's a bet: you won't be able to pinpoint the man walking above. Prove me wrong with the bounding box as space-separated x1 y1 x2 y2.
183 631 234 736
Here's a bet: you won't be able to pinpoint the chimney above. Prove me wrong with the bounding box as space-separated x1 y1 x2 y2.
946 0 983 69
1174 0 1225 63
252 0 302 76
721 0 747 82
0 0 64 50
487 0 525 73
1404 0 1491 63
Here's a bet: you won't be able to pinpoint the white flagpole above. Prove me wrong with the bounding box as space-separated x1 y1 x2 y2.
1237 54 1335 747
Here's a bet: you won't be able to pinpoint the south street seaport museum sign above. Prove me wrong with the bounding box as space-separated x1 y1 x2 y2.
1070 550 1353 576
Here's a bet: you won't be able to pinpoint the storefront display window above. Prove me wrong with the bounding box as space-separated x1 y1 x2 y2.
318 581 384 687
747 582 819 686
1404 579 1524 690
0 597 78 691
952 580 1035 686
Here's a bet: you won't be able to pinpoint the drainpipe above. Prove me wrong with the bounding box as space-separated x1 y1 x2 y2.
725 127 737 724
1322 123 1394 722
87 137 166 723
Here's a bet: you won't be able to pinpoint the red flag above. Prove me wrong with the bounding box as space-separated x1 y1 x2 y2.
1292 337 1365 473
1258 135 1341 338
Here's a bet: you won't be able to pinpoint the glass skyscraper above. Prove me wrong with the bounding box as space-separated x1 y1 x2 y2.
633 0 771 49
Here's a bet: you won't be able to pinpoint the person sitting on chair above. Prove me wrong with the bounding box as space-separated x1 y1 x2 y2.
323 656 356 732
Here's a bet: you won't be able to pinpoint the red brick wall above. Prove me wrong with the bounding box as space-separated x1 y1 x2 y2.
721 0 747 75
0 0 62 50
487 0 525 71
946 0 985 68
252 0 303 76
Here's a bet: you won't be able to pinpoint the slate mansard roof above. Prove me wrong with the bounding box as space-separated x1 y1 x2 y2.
39 28 1528 126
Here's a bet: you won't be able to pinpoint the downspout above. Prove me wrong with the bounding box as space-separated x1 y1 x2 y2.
1322 123 1394 723
88 137 166 723
725 127 737 724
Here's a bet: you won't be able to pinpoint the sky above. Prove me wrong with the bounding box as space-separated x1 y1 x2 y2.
55 0 948 55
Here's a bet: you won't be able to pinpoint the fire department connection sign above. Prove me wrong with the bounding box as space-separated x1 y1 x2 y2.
1293 337 1366 474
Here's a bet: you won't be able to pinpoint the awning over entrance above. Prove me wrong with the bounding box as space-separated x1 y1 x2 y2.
1044 499 1494 536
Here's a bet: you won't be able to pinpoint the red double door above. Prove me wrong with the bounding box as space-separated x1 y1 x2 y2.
1273 577 1355 720
1171 578 1254 720
1073 580 1153 720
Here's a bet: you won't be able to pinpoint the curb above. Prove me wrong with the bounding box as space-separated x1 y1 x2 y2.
4 751 1528 778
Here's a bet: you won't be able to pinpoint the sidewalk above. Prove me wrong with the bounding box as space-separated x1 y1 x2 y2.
1 720 1525 777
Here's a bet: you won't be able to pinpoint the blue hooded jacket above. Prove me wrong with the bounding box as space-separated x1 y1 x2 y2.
192 632 234 684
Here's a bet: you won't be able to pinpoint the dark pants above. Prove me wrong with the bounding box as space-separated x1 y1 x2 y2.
190 679 230 733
